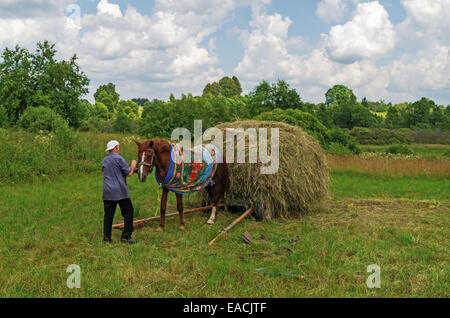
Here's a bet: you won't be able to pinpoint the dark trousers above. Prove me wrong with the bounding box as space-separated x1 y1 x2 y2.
103 199 134 240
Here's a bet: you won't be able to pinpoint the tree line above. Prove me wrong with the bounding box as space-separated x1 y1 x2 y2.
1 42 449 150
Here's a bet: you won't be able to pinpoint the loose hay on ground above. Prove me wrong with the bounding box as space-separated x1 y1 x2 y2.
209 120 329 219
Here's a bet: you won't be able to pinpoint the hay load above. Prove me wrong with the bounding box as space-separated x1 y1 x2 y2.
212 120 329 220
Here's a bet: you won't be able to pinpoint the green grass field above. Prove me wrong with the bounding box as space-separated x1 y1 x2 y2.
0 170 448 297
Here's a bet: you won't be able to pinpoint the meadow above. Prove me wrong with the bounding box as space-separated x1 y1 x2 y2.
0 131 449 297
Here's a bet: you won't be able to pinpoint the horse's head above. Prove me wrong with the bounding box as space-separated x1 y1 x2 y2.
134 140 157 182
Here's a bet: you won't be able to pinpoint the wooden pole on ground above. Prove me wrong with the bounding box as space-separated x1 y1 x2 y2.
208 207 253 247
112 203 224 230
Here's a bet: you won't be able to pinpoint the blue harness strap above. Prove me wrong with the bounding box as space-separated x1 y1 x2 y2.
155 143 221 194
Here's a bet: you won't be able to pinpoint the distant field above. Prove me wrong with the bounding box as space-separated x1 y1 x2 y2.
360 144 450 159
329 155 450 179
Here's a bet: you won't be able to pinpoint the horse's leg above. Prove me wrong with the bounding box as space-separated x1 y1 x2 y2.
207 163 228 225
176 193 185 231
206 204 217 225
156 188 169 232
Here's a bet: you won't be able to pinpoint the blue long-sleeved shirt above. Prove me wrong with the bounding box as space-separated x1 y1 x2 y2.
102 152 131 201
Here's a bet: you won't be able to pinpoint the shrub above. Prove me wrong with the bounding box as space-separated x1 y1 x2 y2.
256 108 330 146
326 142 354 155
406 129 450 145
386 144 414 156
349 127 411 145
256 108 361 154
18 106 68 133
0 105 8 128
113 111 133 133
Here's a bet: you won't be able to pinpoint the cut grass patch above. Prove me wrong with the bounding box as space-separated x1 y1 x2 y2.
0 173 448 297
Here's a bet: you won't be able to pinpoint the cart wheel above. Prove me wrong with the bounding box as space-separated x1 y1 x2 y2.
252 198 266 222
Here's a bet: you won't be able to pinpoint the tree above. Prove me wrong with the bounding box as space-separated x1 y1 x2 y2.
202 76 243 97
202 82 222 96
0 41 89 127
113 109 132 133
219 76 242 97
325 85 357 107
248 80 303 116
405 97 434 128
232 76 242 95
92 102 109 121
385 105 401 129
117 100 139 119
131 98 149 106
18 106 68 133
94 83 119 114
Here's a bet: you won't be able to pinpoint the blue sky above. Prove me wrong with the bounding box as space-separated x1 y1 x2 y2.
1 0 449 105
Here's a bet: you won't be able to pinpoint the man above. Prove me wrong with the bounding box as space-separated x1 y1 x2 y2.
102 140 138 244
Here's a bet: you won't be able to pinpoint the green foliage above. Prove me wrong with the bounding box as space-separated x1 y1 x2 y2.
325 85 356 106
202 76 242 97
406 128 450 145
218 76 242 97
131 98 149 106
0 105 8 128
18 106 68 133
326 142 354 155
255 108 360 154
117 100 139 119
113 110 133 133
0 41 89 127
256 108 329 146
248 80 303 117
329 129 361 154
349 127 411 145
92 102 109 121
362 98 391 112
94 83 119 113
139 94 250 138
386 144 414 156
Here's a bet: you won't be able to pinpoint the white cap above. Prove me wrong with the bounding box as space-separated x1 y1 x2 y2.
105 140 119 152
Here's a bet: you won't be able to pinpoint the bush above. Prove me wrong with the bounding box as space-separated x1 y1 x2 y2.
256 108 330 146
349 127 411 145
113 111 133 133
18 106 68 133
0 105 8 128
326 142 354 155
406 129 450 145
386 144 414 155
256 108 361 154
329 129 361 154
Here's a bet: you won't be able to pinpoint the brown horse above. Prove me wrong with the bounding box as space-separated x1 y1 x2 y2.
134 139 229 232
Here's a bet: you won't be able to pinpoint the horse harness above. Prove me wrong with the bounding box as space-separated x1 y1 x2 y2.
137 149 158 173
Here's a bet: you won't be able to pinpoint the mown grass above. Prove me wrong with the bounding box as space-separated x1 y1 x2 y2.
0 172 448 298
331 171 450 200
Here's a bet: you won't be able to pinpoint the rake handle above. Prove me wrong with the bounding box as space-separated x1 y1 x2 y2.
208 207 253 247
112 203 224 229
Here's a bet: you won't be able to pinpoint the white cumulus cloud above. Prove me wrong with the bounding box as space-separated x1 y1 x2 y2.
325 1 396 63
316 0 349 24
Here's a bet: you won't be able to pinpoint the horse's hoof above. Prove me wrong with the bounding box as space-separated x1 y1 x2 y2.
179 225 185 231
156 226 164 232
206 220 214 226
